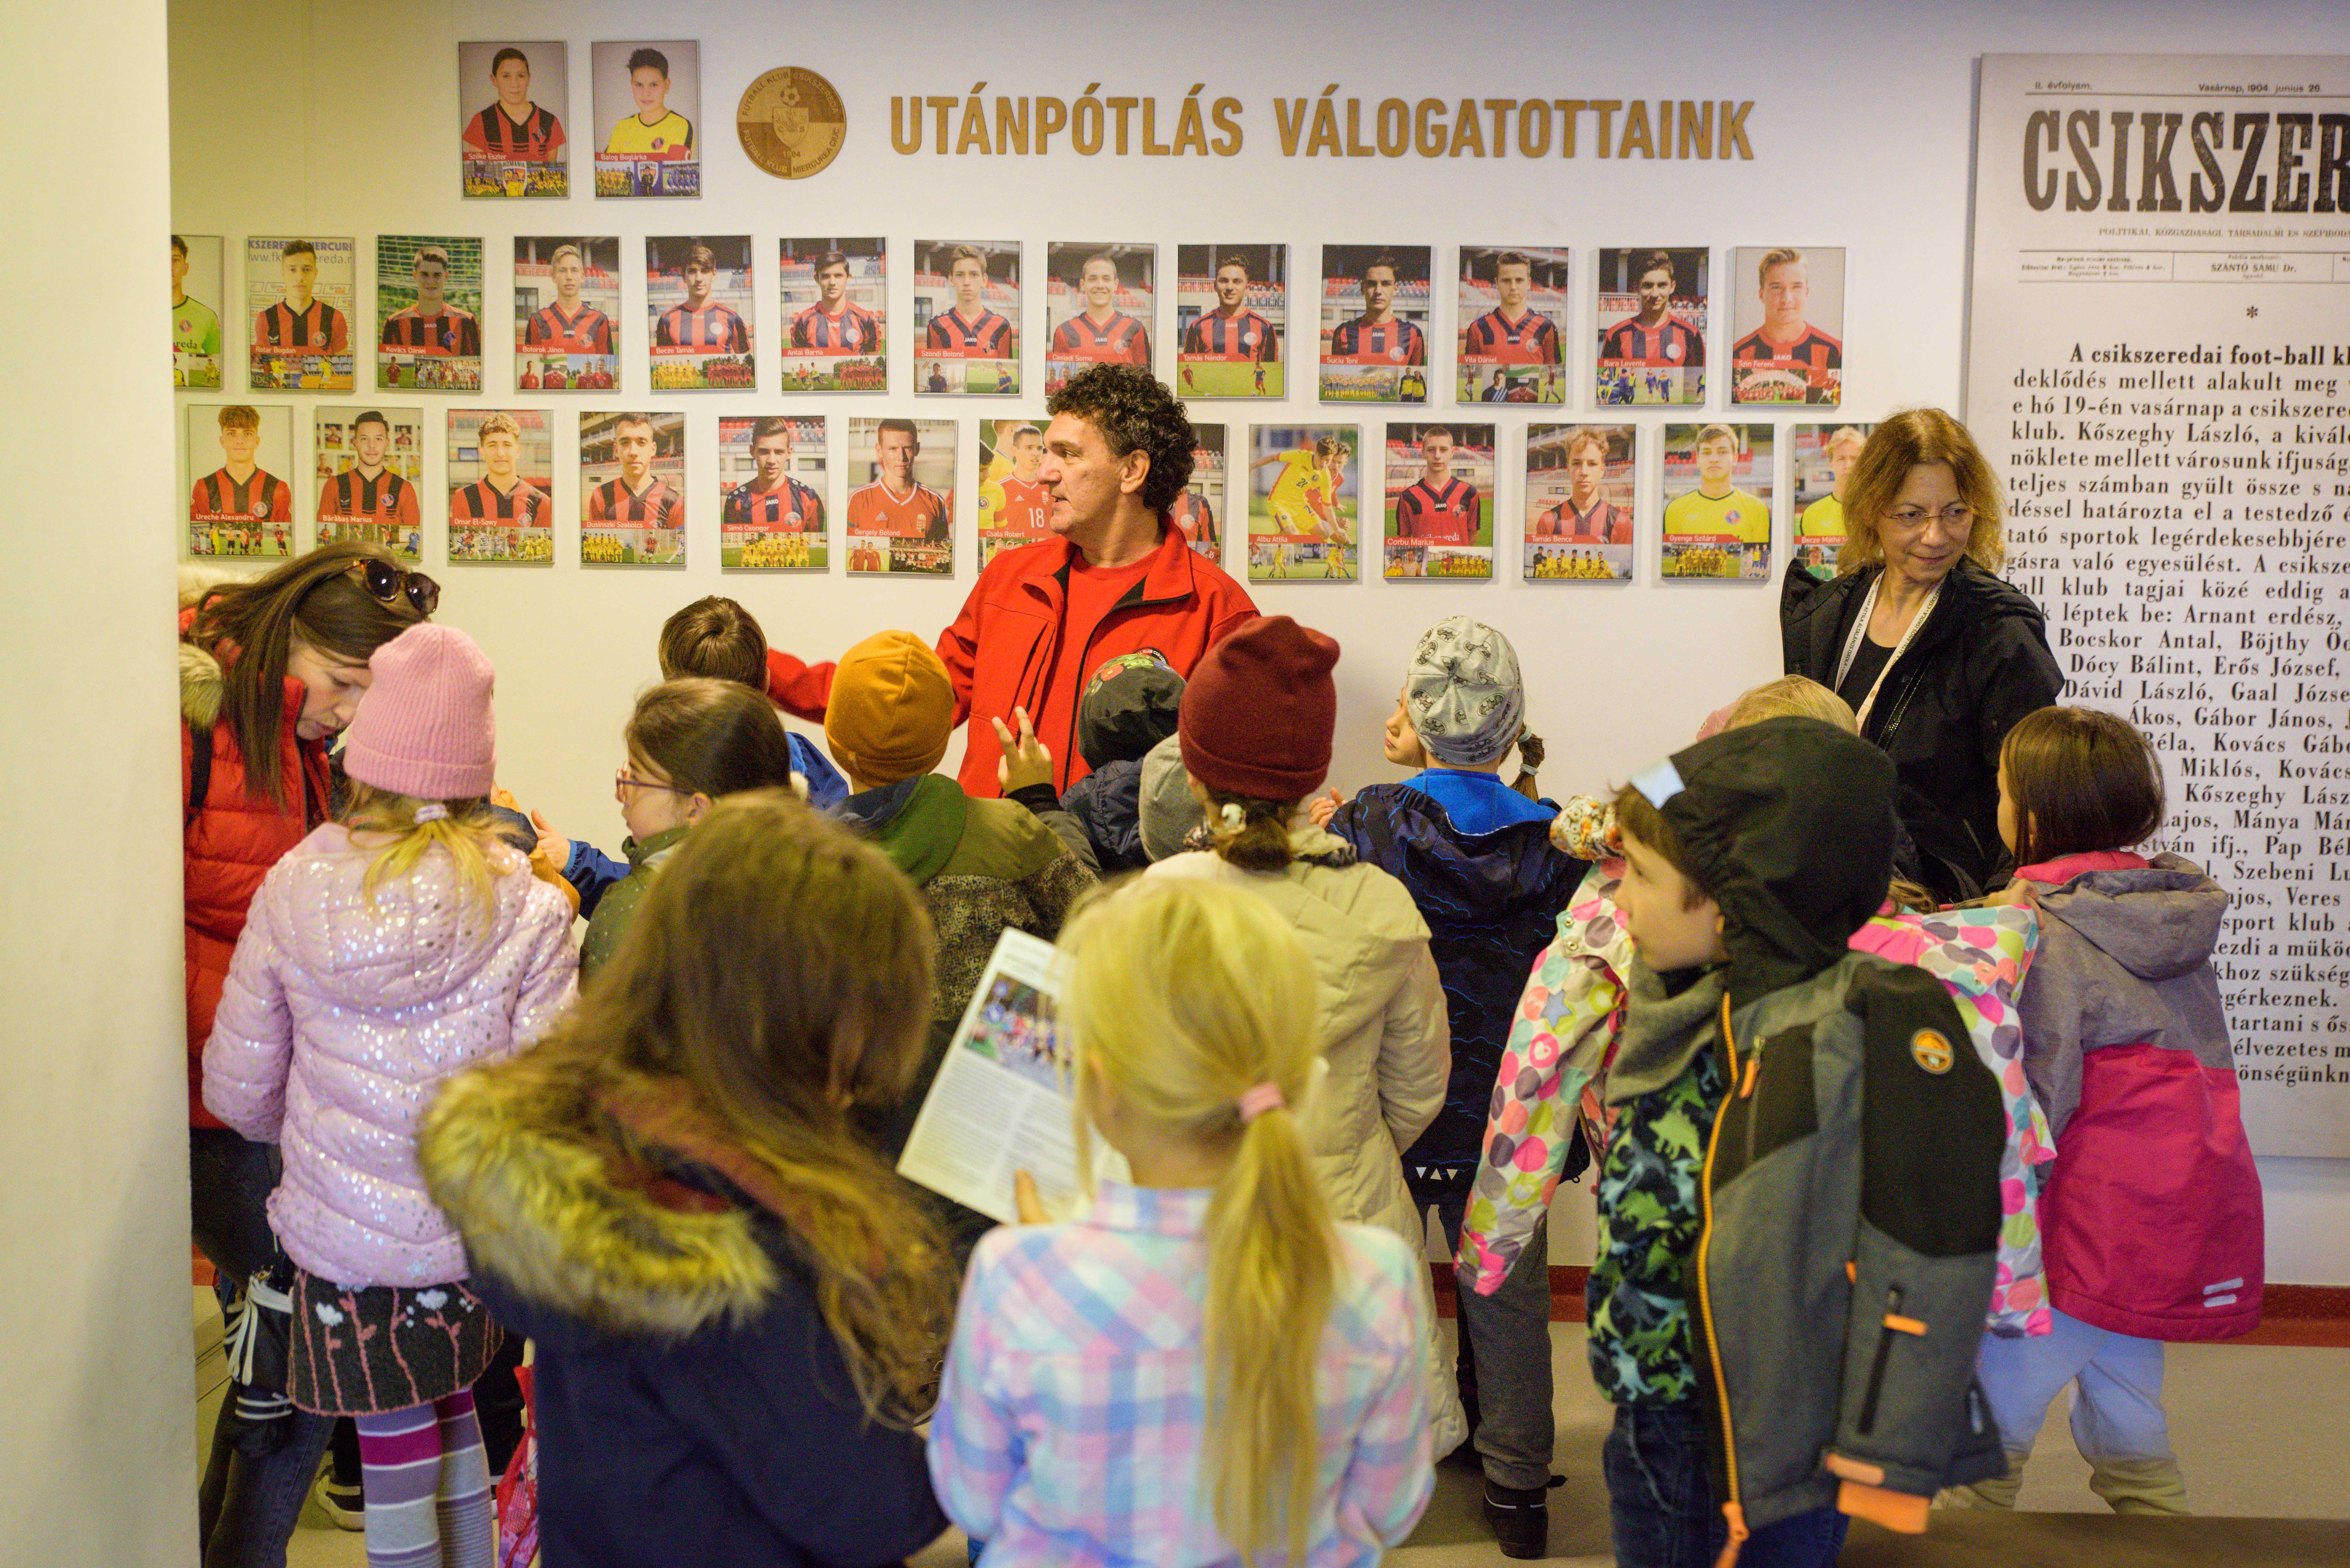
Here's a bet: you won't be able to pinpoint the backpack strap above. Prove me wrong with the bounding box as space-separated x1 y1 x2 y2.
186 728 213 828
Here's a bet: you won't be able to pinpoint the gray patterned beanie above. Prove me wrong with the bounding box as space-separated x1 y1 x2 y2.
1406 616 1524 768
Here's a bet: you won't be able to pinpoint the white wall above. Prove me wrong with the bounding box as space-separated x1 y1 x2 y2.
1 3 197 1564
169 0 2350 1282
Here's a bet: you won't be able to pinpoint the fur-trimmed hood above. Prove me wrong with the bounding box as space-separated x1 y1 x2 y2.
181 640 224 729
419 1064 792 1344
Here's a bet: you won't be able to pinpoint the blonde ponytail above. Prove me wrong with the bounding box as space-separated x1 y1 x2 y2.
1059 879 1338 1562
343 781 506 918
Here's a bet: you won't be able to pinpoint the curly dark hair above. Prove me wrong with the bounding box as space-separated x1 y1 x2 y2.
1045 362 1195 515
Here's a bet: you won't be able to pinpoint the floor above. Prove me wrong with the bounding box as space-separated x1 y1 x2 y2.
196 1295 2350 1565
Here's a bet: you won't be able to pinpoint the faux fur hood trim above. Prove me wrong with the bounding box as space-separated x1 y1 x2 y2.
418 1065 780 1337
181 641 224 730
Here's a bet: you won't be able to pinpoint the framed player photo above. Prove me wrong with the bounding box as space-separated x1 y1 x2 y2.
1661 423 1773 581
377 237 484 393
844 417 955 576
780 238 885 392
1318 246 1431 405
916 241 1019 396
172 234 225 390
1044 242 1154 393
1246 424 1359 583
1458 247 1568 405
446 409 554 564
582 411 686 566
647 236 753 391
977 419 1052 569
185 404 295 560
720 415 827 571
314 406 424 561
514 238 620 392
1791 423 1871 574
458 42 569 198
1730 247 1845 406
1383 423 1493 580
1175 246 1285 400
248 237 355 392
592 41 700 198
1596 248 1708 406
1524 424 1635 582
1175 423 1225 565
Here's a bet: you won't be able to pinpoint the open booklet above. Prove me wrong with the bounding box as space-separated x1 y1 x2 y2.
897 928 1127 1225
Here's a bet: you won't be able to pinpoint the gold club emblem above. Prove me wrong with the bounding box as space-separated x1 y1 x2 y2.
1909 1029 1955 1075
738 68 846 179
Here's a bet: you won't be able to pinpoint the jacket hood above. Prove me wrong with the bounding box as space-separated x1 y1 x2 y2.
1650 717 1897 1007
842 773 969 884
1348 784 1583 922
419 1067 783 1344
1076 654 1184 771
181 641 224 729
2028 852 2228 982
281 827 541 1010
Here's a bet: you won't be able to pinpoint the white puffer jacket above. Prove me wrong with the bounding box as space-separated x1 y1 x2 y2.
203 824 578 1288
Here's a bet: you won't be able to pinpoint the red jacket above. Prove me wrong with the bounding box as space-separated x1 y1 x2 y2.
181 614 332 1129
768 526 1257 795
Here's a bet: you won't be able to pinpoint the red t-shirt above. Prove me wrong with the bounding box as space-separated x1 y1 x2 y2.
1024 553 1158 776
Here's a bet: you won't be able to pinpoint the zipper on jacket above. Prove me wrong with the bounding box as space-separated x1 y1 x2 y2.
1857 1283 1912 1434
1697 991 1750 1568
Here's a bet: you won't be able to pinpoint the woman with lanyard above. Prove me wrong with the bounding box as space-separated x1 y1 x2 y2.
1781 409 2065 903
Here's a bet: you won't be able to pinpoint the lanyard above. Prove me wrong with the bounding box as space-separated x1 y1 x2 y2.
1832 571 1940 732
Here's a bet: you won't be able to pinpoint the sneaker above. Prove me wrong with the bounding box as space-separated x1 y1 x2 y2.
1482 1476 1561 1560
313 1466 364 1532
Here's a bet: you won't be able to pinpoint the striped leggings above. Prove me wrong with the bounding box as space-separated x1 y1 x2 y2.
353 1390 495 1568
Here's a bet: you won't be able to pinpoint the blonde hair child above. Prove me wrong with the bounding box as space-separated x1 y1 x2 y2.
929 878 1436 1564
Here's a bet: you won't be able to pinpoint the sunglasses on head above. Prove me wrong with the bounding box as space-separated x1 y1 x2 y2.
348 556 440 616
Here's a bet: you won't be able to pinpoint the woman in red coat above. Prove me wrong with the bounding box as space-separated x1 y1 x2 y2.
182 542 430 1566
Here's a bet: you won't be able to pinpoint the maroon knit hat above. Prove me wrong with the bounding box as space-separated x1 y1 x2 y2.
1178 615 1340 800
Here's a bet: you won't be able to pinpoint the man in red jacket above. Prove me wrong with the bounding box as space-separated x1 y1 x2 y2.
769 364 1257 795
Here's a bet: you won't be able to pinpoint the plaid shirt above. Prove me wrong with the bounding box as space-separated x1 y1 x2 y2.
929 1182 1434 1565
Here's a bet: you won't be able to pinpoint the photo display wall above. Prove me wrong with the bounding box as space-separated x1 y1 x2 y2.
174 38 1861 580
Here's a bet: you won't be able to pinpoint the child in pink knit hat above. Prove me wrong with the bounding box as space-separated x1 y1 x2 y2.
203 622 577 1568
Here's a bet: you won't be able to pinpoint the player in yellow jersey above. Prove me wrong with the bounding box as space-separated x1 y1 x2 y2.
1252 435 1348 544
1664 424 1767 578
606 48 694 159
1798 424 1865 569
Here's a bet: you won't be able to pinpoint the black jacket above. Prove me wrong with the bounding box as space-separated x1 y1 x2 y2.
1781 559 2064 903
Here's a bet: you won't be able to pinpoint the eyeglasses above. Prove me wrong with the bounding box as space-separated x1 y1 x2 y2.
348 557 440 616
1880 504 1976 532
614 768 698 797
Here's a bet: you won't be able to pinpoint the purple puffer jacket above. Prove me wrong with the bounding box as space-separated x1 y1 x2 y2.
203 823 578 1288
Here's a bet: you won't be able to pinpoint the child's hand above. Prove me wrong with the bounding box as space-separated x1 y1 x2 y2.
529 809 571 872
992 707 1054 794
1980 879 2037 908
1012 1169 1049 1224
1307 787 1343 827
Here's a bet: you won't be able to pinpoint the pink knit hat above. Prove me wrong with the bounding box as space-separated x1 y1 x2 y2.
341 625 498 799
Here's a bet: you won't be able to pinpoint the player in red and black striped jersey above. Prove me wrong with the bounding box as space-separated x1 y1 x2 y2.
1183 258 1279 362
1050 253 1150 369
726 417 824 530
317 411 418 534
589 414 684 525
253 241 349 356
524 244 615 357
924 245 1013 356
1534 429 1633 543
1730 249 1840 401
656 244 751 353
790 250 882 354
382 247 482 357
191 406 292 523
1463 252 1561 365
1600 250 1704 369
1169 488 1217 550
452 412 547 525
1329 255 1426 366
464 48 566 162
1391 428 1481 543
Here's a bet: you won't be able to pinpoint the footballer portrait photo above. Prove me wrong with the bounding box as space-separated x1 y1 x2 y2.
1524 424 1636 582
1247 424 1359 582
1382 423 1495 581
647 236 755 391
780 238 886 393
1730 246 1845 405
446 408 555 564
844 417 956 575
719 415 828 571
458 42 569 198
314 406 424 561
916 241 1019 396
248 236 355 393
1596 247 1709 406
1661 423 1774 580
1173 423 1225 565
514 237 621 392
172 234 224 390
1791 422 1872 572
976 420 1053 569
582 411 687 566
1458 247 1568 405
1318 245 1431 405
186 404 295 559
592 41 701 198
1175 245 1285 401
1044 242 1155 393
377 236 484 392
